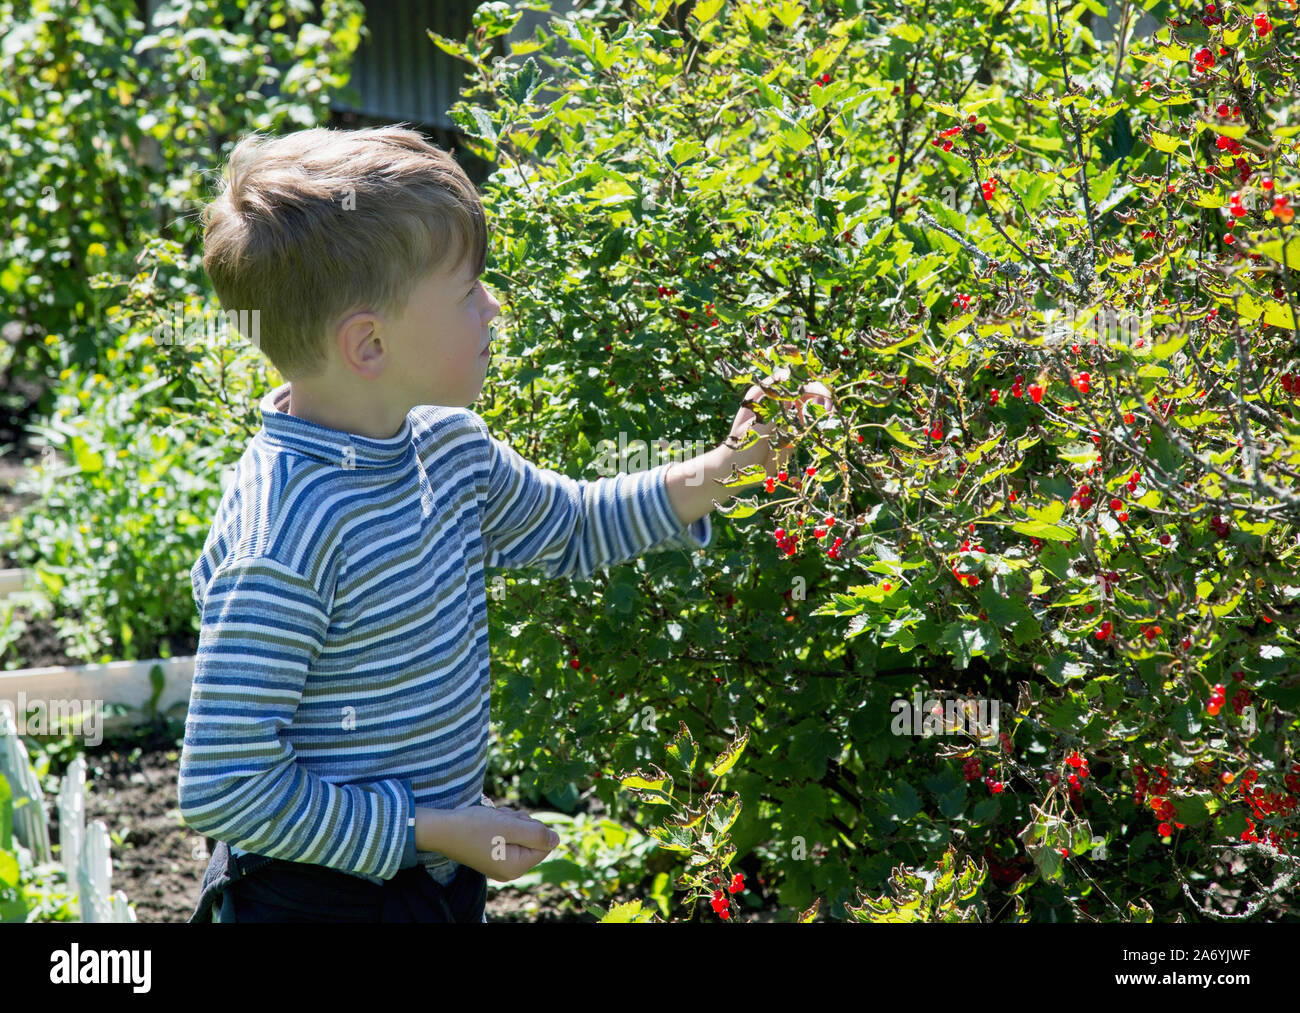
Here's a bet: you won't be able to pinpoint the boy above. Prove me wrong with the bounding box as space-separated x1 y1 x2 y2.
179 124 829 923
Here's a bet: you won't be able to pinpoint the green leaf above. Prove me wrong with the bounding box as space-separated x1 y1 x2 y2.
646 824 694 852
598 899 657 922
619 765 675 804
1011 520 1074 542
1146 129 1182 154
939 621 993 670
0 849 18 889
707 794 742 837
1216 809 1248 838
0 774 12 852
709 728 749 778
1172 793 1213 827
885 420 924 449
1252 236 1300 269
1043 656 1089 686
937 786 967 819
71 436 103 474
665 721 697 777
883 779 923 821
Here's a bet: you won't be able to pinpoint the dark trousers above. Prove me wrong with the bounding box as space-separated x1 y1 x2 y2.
190 840 487 923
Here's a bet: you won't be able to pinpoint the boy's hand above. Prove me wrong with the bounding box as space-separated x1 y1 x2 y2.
727 367 835 477
435 805 560 882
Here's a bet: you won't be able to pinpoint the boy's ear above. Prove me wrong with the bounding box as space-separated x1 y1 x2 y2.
335 310 386 378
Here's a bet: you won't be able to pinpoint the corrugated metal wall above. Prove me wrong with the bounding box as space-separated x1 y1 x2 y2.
330 0 480 133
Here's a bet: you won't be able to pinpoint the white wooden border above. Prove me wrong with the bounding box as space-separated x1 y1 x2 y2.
0 657 195 733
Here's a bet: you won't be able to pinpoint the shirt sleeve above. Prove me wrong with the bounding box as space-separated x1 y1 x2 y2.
178 556 418 879
469 413 711 580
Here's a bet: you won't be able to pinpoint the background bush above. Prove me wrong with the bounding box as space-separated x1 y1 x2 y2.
446 0 1300 921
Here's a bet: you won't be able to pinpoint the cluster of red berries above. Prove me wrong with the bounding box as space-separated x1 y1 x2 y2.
962 756 983 781
709 873 745 918
655 285 678 298
1255 13 1273 36
1071 371 1091 395
1134 765 1149 805
811 70 833 88
1070 482 1094 510
1273 194 1294 225
1140 762 1181 836
1153 800 1181 838
932 126 961 152
999 730 1013 755
1239 768 1299 849
1003 377 1044 403
1229 191 1250 219
1133 763 1172 808
981 177 999 201
772 525 798 556
1065 752 1090 793
1215 134 1243 155
984 770 1004 793
1200 1 1223 26
1215 102 1241 118
1280 372 1300 396
1209 512 1232 539
1206 683 1227 716
952 292 973 310
1095 619 1113 641
1194 47 1216 72
949 536 985 587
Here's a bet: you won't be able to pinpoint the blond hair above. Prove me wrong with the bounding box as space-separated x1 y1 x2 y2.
200 124 487 379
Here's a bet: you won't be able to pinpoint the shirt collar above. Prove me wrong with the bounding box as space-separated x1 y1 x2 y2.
257 382 413 470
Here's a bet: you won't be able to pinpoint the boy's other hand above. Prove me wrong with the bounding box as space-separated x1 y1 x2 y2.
436 805 561 882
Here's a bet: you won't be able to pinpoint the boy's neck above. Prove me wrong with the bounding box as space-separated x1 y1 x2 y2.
286 381 412 441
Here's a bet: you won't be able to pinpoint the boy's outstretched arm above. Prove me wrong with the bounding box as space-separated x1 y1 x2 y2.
468 412 711 581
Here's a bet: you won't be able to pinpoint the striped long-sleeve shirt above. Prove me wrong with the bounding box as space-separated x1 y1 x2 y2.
178 382 712 887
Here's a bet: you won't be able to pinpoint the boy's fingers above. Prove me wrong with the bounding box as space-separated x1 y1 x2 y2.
516 821 560 850
495 812 559 848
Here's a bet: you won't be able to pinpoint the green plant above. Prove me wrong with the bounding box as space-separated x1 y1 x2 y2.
845 843 987 922
0 0 365 664
0 773 78 922
429 0 1299 922
617 722 753 921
